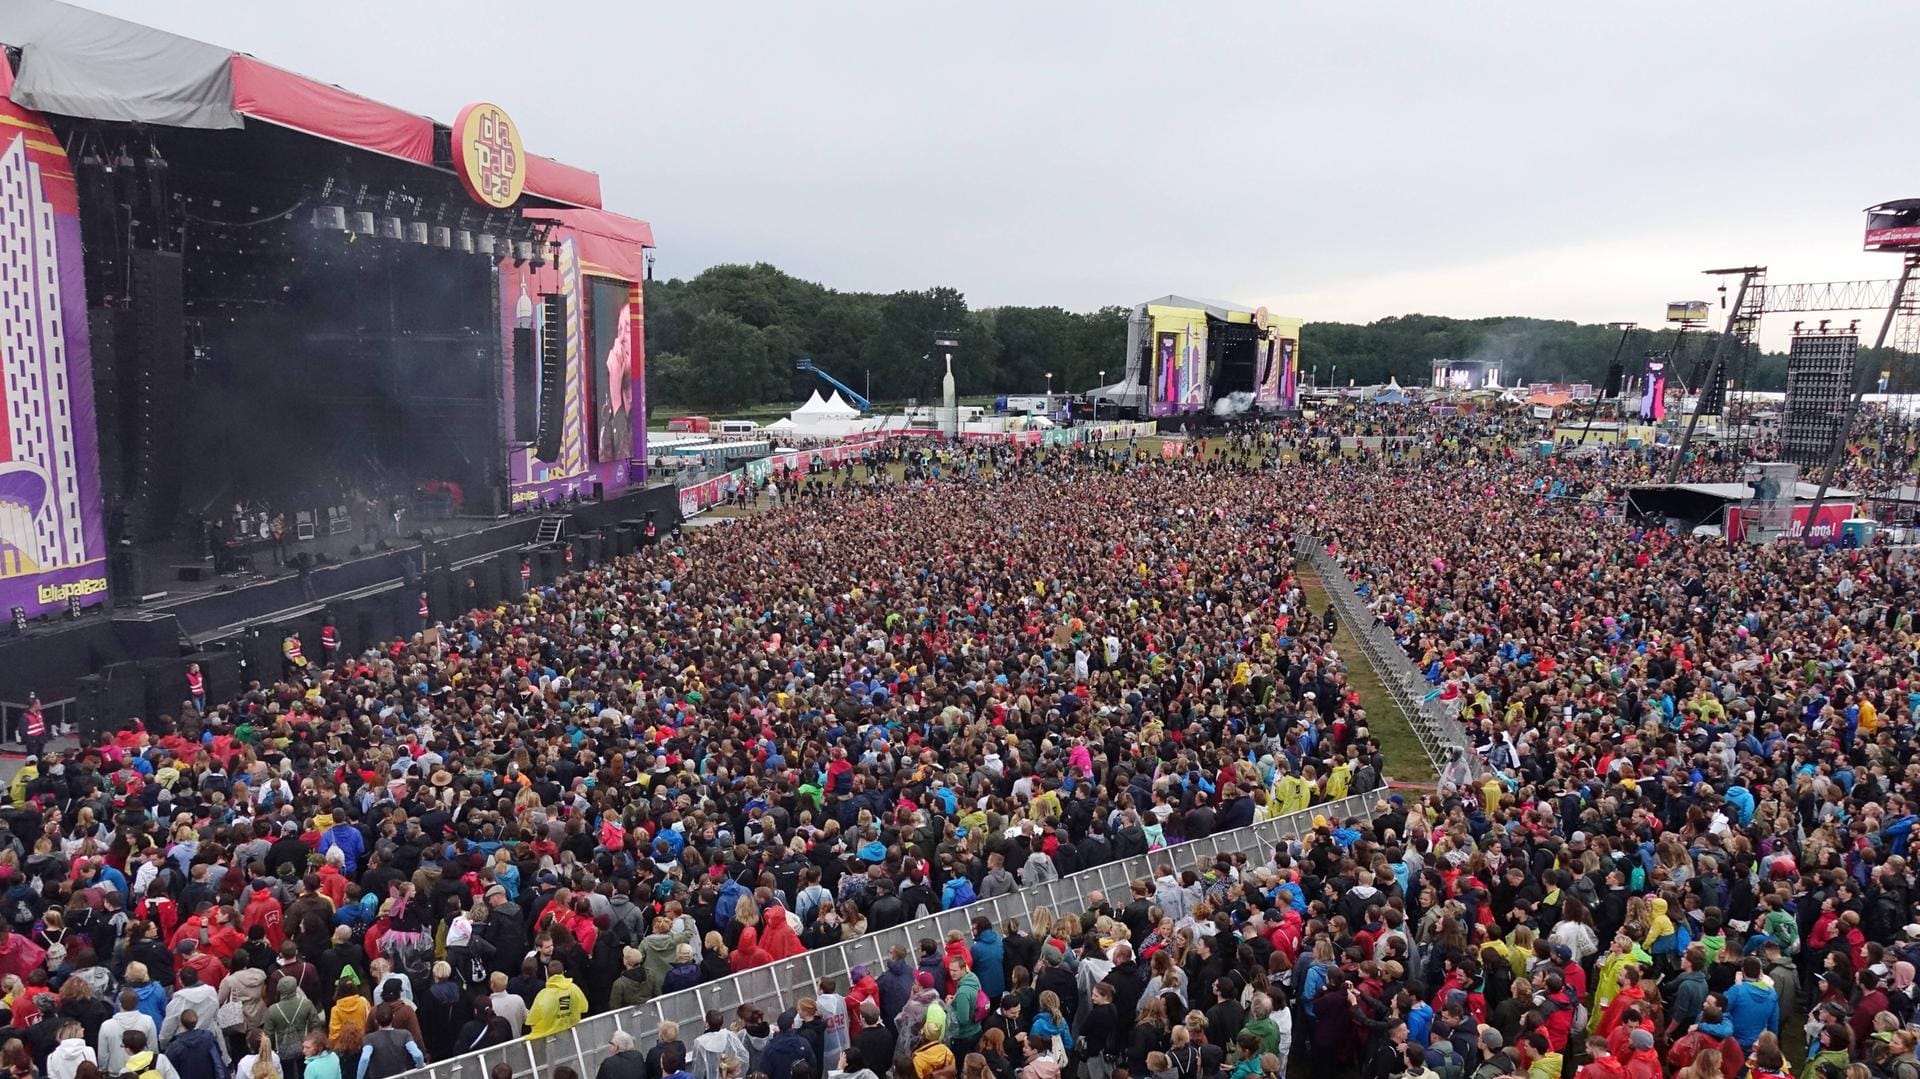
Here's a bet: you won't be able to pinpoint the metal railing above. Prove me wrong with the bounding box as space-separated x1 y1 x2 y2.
389 792 1375 1079
0 697 74 746
1297 537 1482 783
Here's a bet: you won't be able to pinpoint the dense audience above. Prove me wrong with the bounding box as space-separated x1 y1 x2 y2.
0 437 1387 1079
9 403 1920 1079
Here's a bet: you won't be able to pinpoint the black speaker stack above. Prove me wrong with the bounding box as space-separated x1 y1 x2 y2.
1603 362 1625 399
513 325 539 442
126 250 187 542
1783 334 1858 466
537 294 567 461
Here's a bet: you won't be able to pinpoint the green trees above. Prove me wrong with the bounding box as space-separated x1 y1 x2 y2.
642 264 1125 410
640 266 1795 412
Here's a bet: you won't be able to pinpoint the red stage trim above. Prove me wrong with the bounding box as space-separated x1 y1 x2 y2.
525 154 602 210
230 56 433 165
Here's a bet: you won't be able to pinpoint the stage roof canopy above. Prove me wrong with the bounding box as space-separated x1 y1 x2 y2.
1648 481 1862 502
3 0 626 215
1137 295 1263 320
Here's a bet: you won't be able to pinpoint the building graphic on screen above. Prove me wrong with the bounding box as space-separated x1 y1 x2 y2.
0 134 86 579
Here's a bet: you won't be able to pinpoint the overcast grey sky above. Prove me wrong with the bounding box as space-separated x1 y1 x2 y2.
73 1 1920 333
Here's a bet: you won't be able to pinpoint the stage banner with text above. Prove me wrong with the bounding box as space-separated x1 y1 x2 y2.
0 95 108 618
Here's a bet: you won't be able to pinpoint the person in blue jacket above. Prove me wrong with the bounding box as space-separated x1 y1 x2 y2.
1723 956 1780 1052
969 918 1005 1000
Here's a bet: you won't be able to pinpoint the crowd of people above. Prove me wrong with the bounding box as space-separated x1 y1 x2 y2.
9 404 1920 1079
0 435 1389 1079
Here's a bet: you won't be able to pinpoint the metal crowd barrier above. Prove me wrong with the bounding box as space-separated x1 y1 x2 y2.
388 792 1376 1079
1296 537 1483 783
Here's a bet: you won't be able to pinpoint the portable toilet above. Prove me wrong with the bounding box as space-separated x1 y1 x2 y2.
1535 440 1555 458
1842 518 1879 548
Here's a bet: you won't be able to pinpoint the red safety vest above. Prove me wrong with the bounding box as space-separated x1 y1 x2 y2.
418 592 430 618
186 669 204 697
283 636 306 667
23 708 44 738
320 624 338 651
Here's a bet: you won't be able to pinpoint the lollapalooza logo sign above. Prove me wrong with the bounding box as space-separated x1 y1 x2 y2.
452 102 527 208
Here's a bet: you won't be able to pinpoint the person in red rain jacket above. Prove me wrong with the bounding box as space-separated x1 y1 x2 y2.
1575 1037 1627 1079
845 964 881 1034
1668 1023 1741 1079
1552 945 1588 1001
1597 966 1647 1038
241 881 285 949
205 905 247 960
1537 971 1579 1053
729 923 772 972
169 905 233 959
1837 910 1869 973
316 858 350 909
1604 1005 1654 1063
174 938 227 990
1619 1029 1662 1079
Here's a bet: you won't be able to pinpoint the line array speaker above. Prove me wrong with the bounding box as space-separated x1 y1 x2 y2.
127 250 187 542
537 293 567 461
513 325 539 442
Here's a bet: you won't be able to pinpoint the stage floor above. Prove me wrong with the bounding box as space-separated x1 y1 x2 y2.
132 511 512 610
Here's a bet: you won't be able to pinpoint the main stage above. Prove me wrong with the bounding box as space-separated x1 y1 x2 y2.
0 2 674 734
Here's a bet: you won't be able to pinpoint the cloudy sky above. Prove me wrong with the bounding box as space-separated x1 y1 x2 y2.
71 1 1920 333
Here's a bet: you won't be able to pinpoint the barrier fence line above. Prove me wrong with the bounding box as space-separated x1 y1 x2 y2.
388 792 1373 1079
1296 537 1482 782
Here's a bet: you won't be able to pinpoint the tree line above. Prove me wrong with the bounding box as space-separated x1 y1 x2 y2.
642 264 1812 413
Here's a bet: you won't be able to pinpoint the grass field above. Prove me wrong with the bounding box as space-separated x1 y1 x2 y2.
1294 562 1437 783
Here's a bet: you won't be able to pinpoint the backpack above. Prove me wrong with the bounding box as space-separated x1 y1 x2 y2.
7 887 35 931
1428 1042 1465 1079
610 913 645 950
942 878 977 910
1767 912 1800 955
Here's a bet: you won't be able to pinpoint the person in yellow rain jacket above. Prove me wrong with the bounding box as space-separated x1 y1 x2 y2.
1325 759 1353 800
1274 768 1314 816
527 963 588 1039
8 759 38 806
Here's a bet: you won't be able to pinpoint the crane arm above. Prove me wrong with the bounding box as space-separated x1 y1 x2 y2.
793 359 872 411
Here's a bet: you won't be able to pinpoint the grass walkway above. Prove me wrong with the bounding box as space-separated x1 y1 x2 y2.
1294 562 1437 784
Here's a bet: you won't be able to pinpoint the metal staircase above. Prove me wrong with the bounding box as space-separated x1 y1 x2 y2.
533 516 566 546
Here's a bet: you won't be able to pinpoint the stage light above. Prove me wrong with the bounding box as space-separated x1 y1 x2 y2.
453 230 474 253
9 606 24 632
378 216 403 241
513 240 534 262
474 233 498 256
311 205 348 230
348 211 375 234
431 226 452 249
406 221 430 245
67 596 81 620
